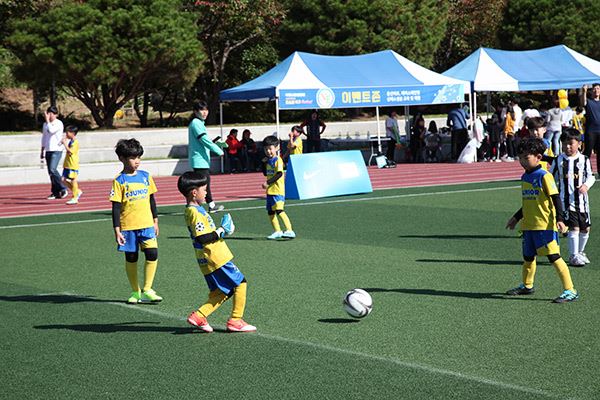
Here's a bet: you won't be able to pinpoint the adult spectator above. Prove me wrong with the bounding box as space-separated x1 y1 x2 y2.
546 99 563 155
240 129 260 171
300 110 326 153
225 128 243 173
581 84 600 174
188 100 224 213
41 106 67 199
511 98 523 132
447 104 469 160
385 111 400 161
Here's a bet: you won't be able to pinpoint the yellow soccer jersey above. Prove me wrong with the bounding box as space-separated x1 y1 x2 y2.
540 145 554 171
521 167 558 231
63 139 79 170
109 170 157 230
185 205 233 275
289 136 303 155
266 155 285 196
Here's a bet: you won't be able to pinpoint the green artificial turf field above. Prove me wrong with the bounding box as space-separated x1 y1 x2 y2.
1 181 598 399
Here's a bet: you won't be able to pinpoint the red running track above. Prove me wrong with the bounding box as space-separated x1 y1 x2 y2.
0 161 529 219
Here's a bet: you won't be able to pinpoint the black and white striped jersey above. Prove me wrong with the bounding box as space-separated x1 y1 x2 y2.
550 153 595 213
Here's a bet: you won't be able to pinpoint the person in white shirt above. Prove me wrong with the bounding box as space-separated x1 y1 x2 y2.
385 111 400 161
41 106 67 199
512 98 523 134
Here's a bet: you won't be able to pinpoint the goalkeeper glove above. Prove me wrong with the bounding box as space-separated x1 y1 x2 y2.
220 213 235 235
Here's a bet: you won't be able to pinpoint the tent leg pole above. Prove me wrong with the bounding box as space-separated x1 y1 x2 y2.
376 106 382 153
275 97 280 140
219 102 224 174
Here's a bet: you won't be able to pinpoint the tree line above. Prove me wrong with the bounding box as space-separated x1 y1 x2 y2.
1 0 599 128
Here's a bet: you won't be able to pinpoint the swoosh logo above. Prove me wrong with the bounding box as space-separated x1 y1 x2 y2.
303 170 320 180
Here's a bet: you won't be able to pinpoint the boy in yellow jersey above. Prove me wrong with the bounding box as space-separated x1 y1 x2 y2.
61 125 83 205
287 125 303 156
526 117 554 170
177 171 256 333
261 135 295 240
109 139 162 304
505 137 579 303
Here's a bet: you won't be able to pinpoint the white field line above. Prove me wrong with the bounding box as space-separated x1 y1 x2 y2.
0 185 519 230
40 291 562 399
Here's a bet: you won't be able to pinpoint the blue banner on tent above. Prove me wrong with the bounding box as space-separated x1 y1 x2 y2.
285 151 373 200
279 84 464 109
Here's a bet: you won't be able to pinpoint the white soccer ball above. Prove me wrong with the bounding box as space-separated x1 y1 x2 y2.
342 288 373 318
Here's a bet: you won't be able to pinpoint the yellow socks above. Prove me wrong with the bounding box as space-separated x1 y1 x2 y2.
552 258 575 291
269 214 281 232
522 260 536 288
269 212 292 232
71 180 79 198
125 261 140 292
278 211 292 231
231 282 248 320
198 290 228 318
143 260 158 292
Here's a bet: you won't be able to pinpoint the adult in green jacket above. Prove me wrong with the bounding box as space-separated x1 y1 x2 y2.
188 101 224 213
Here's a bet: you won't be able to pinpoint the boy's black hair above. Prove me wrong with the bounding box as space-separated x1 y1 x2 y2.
177 171 208 196
46 105 58 114
291 125 303 133
526 116 546 130
560 128 582 143
517 137 546 156
65 125 79 135
592 83 600 88
230 128 238 135
263 135 279 147
115 138 144 158
576 106 584 113
192 101 208 111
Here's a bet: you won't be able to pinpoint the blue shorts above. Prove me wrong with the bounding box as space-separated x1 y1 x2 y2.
522 230 560 258
204 261 245 296
62 168 78 180
117 227 157 253
266 194 285 212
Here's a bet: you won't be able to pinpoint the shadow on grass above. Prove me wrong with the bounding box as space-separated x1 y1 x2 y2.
0 294 121 304
399 234 516 240
318 318 360 324
33 321 214 335
416 259 523 266
363 288 549 301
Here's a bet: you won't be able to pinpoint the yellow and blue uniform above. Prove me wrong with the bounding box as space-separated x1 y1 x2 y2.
110 170 157 252
266 155 285 211
520 167 560 257
539 139 554 171
62 138 79 179
289 136 303 155
185 205 244 294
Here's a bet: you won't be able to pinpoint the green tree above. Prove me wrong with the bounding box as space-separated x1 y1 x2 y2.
184 0 285 123
434 0 507 72
499 0 600 59
278 0 449 68
6 0 204 128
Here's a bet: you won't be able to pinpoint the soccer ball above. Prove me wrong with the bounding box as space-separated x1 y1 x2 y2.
342 288 373 318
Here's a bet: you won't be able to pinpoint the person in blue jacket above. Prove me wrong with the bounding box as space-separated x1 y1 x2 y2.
188 101 225 213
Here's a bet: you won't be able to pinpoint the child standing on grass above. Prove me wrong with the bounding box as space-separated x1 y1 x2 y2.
505 137 579 303
550 129 595 267
177 171 256 333
110 138 162 304
262 136 295 240
61 125 83 205
526 116 554 170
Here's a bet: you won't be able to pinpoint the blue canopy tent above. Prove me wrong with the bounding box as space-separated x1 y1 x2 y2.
443 45 600 91
220 50 470 153
442 45 600 116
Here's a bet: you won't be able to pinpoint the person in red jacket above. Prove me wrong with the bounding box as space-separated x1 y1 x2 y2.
225 129 243 173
